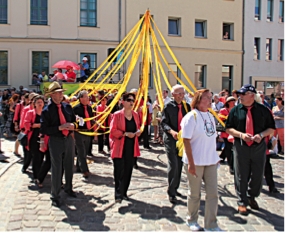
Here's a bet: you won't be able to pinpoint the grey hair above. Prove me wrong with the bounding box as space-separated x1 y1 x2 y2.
171 84 184 94
213 93 219 99
78 90 88 99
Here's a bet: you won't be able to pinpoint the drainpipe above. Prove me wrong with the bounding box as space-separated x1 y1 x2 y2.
118 0 121 80
241 0 245 86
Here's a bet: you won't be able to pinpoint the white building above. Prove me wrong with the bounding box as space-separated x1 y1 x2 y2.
243 0 284 95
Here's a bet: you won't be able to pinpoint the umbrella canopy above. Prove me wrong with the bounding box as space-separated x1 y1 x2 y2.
52 60 80 70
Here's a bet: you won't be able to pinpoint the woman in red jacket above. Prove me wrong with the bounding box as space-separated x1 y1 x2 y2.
218 96 236 174
24 95 45 181
109 93 141 203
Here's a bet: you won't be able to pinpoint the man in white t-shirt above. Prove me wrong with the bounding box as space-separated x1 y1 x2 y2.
211 94 224 113
163 89 171 105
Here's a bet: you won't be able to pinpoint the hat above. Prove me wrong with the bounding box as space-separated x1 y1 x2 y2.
236 84 257 94
23 88 29 91
82 57 88 61
28 92 39 100
225 96 236 104
45 81 67 95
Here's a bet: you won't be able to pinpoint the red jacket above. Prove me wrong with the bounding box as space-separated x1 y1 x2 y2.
13 102 24 123
109 109 141 159
218 108 230 139
24 109 49 151
20 104 33 130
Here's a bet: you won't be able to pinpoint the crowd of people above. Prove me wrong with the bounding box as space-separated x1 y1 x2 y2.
0 81 284 232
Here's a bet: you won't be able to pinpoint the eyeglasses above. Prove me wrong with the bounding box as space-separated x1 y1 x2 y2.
238 92 251 96
126 98 135 103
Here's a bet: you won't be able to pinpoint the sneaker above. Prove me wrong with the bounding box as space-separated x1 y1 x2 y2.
205 227 224 232
186 221 204 231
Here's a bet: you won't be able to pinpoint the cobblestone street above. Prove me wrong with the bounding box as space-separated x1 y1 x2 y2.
0 137 284 233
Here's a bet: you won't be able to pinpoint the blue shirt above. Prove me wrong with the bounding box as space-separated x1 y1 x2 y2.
81 62 89 77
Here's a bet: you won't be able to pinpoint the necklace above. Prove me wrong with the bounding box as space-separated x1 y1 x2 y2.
197 110 215 137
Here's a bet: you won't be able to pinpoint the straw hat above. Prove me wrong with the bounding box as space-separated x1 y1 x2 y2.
28 92 39 100
45 81 66 95
225 96 236 104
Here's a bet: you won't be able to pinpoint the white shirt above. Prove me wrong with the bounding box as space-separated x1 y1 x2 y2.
147 101 153 113
163 96 172 105
211 101 224 112
181 109 220 166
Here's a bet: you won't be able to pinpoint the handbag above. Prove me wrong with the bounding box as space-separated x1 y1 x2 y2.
17 132 27 146
216 122 226 132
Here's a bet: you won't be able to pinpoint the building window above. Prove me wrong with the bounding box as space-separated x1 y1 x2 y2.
279 0 284 22
222 66 233 92
80 53 97 71
32 51 49 84
0 0 7 24
167 64 181 85
278 39 284 61
223 23 234 40
266 38 272 60
254 38 260 60
194 65 206 88
168 18 181 36
139 63 153 88
195 20 206 38
80 0 97 27
267 0 273 22
0 51 8 85
30 0 47 25
255 0 261 20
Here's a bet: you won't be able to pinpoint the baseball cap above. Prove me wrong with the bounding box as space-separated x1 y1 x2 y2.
236 84 257 94
82 57 88 61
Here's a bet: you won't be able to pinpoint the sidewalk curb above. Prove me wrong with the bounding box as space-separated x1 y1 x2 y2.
0 156 22 178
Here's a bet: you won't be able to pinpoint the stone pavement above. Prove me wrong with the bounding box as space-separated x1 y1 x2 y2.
0 136 284 232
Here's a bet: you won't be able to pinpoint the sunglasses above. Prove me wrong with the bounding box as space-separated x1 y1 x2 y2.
126 98 135 103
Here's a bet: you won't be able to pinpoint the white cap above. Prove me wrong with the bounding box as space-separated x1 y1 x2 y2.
82 57 88 61
23 88 29 91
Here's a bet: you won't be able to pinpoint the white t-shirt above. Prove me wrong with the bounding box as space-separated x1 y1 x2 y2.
164 96 172 105
181 109 220 166
211 101 224 112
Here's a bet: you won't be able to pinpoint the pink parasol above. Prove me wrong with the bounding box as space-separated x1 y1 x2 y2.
52 60 80 70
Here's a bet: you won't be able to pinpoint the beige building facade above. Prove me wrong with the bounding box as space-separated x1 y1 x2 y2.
0 0 243 97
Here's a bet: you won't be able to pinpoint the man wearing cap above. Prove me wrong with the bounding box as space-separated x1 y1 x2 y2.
80 57 89 83
41 82 78 207
225 84 275 215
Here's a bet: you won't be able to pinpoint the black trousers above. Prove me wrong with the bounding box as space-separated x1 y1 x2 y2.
222 138 234 170
22 146 32 171
163 133 183 197
37 150 51 184
264 155 275 189
98 129 110 151
29 136 44 180
139 124 149 148
233 140 266 206
74 132 90 173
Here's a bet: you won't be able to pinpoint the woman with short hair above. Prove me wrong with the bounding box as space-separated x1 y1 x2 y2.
181 89 222 232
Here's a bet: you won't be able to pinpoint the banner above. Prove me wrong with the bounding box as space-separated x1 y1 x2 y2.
41 82 123 96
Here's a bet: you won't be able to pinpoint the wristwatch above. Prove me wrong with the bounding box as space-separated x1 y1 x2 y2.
259 133 264 138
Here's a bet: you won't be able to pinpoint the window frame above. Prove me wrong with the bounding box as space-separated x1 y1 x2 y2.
195 20 207 38
254 37 260 60
267 0 273 22
30 0 48 25
194 65 207 88
79 53 97 81
222 23 234 40
31 51 49 85
0 50 8 85
278 39 284 61
222 65 233 93
279 0 284 23
80 0 97 27
255 0 261 20
0 0 8 24
168 18 181 36
266 38 272 61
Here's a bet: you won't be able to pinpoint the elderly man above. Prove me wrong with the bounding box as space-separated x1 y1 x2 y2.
80 57 90 82
257 90 271 109
41 82 77 207
211 93 224 113
73 90 95 181
161 84 191 203
226 84 275 215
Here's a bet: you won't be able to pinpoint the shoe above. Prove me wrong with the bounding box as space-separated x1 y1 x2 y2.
219 159 226 164
176 191 182 197
133 163 139 169
87 153 95 157
169 196 177 204
21 168 27 173
65 190 77 198
99 151 107 155
0 150 4 154
269 187 280 194
144 146 152 149
115 198 122 203
205 227 223 232
82 176 89 182
123 195 129 201
238 205 248 215
35 179 43 188
229 168 234 175
248 198 259 210
186 221 204 231
278 151 284 155
13 152 21 157
51 199 61 207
